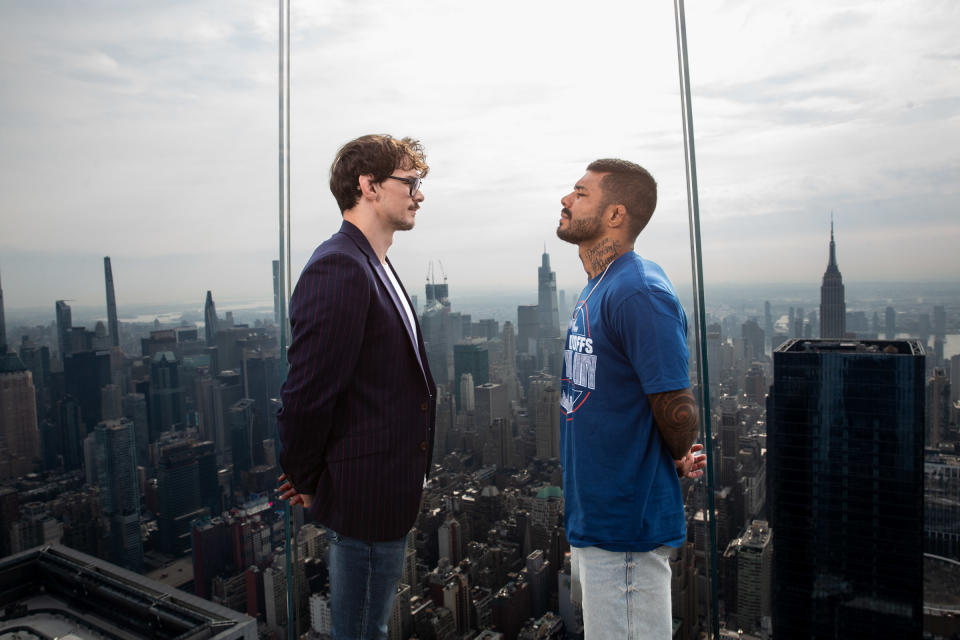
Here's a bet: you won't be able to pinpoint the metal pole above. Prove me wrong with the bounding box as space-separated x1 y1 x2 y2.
278 1 294 638
672 0 719 637
284 0 292 317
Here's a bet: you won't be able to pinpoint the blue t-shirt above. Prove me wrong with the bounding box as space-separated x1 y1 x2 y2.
560 251 690 551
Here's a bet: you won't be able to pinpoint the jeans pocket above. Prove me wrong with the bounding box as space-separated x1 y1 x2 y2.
327 529 341 544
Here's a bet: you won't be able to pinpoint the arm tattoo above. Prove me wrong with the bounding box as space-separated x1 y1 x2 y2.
584 238 621 278
648 387 699 460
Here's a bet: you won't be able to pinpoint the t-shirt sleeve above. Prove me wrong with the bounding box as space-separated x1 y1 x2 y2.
613 289 691 395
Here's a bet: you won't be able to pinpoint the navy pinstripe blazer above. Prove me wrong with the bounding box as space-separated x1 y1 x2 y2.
278 220 436 541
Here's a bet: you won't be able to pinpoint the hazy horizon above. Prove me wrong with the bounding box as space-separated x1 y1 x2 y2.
4 277 958 322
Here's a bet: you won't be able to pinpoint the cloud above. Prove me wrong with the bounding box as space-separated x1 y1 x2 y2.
0 0 958 311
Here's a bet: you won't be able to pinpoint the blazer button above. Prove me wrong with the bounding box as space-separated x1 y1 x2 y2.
419 441 428 452
420 402 428 412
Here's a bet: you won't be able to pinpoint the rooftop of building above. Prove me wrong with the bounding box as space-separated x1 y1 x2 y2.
0 352 27 374
740 520 772 548
535 486 561 500
0 546 255 640
777 338 924 356
143 555 194 591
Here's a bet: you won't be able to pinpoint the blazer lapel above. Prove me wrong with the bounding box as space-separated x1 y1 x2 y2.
373 261 423 366
337 221 429 384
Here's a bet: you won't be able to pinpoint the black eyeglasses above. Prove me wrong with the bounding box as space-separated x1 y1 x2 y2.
386 175 422 196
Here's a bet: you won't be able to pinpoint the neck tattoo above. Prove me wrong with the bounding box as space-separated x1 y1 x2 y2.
585 238 620 277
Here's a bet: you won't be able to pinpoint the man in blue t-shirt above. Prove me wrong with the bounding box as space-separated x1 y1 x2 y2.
556 159 706 638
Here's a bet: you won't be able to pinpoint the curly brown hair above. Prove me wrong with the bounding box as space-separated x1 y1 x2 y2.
329 134 429 213
587 158 657 238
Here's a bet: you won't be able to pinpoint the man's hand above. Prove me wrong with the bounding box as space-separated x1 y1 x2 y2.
675 443 706 479
277 473 313 508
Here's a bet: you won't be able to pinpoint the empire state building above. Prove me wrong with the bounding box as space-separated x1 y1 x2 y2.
819 221 846 338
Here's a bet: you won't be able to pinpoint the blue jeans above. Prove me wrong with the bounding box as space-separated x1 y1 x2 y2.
327 529 406 640
570 545 673 639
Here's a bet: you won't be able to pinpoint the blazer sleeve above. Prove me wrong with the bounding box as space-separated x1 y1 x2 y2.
277 251 370 495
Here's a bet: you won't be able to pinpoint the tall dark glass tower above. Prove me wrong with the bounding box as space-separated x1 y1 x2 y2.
156 440 207 555
517 304 539 355
103 257 120 348
64 349 111 432
148 352 185 440
537 249 560 339
272 260 281 325
0 268 6 352
55 300 73 359
243 350 281 465
768 338 925 639
203 290 219 346
95 418 142 571
453 340 489 410
819 220 846 338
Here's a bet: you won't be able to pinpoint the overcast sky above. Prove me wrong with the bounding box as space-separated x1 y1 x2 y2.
1 0 958 312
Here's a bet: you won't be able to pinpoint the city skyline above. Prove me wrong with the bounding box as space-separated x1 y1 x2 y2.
1 0 958 309
2 207 959 637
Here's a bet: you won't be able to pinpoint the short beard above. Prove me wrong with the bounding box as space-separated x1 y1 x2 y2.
556 213 602 244
389 210 416 232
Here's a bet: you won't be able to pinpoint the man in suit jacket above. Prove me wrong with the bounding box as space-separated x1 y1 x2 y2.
277 134 436 639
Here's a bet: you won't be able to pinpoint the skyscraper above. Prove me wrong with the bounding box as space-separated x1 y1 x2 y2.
192 517 231 600
951 354 960 405
0 268 6 352
204 290 219 346
103 256 120 348
57 397 84 472
768 338 925 638
148 351 185 440
537 250 560 339
228 397 256 473
64 349 111 432
272 260 281 325
491 417 515 469
534 385 560 459
55 299 73 359
474 382 508 430
764 301 773 355
0 352 41 479
458 373 475 412
516 305 539 355
502 321 516 371
95 418 142 571
819 220 846 338
243 350 281 464
741 319 764 363
927 368 950 448
453 340 489 410
156 439 209 555
733 520 772 635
